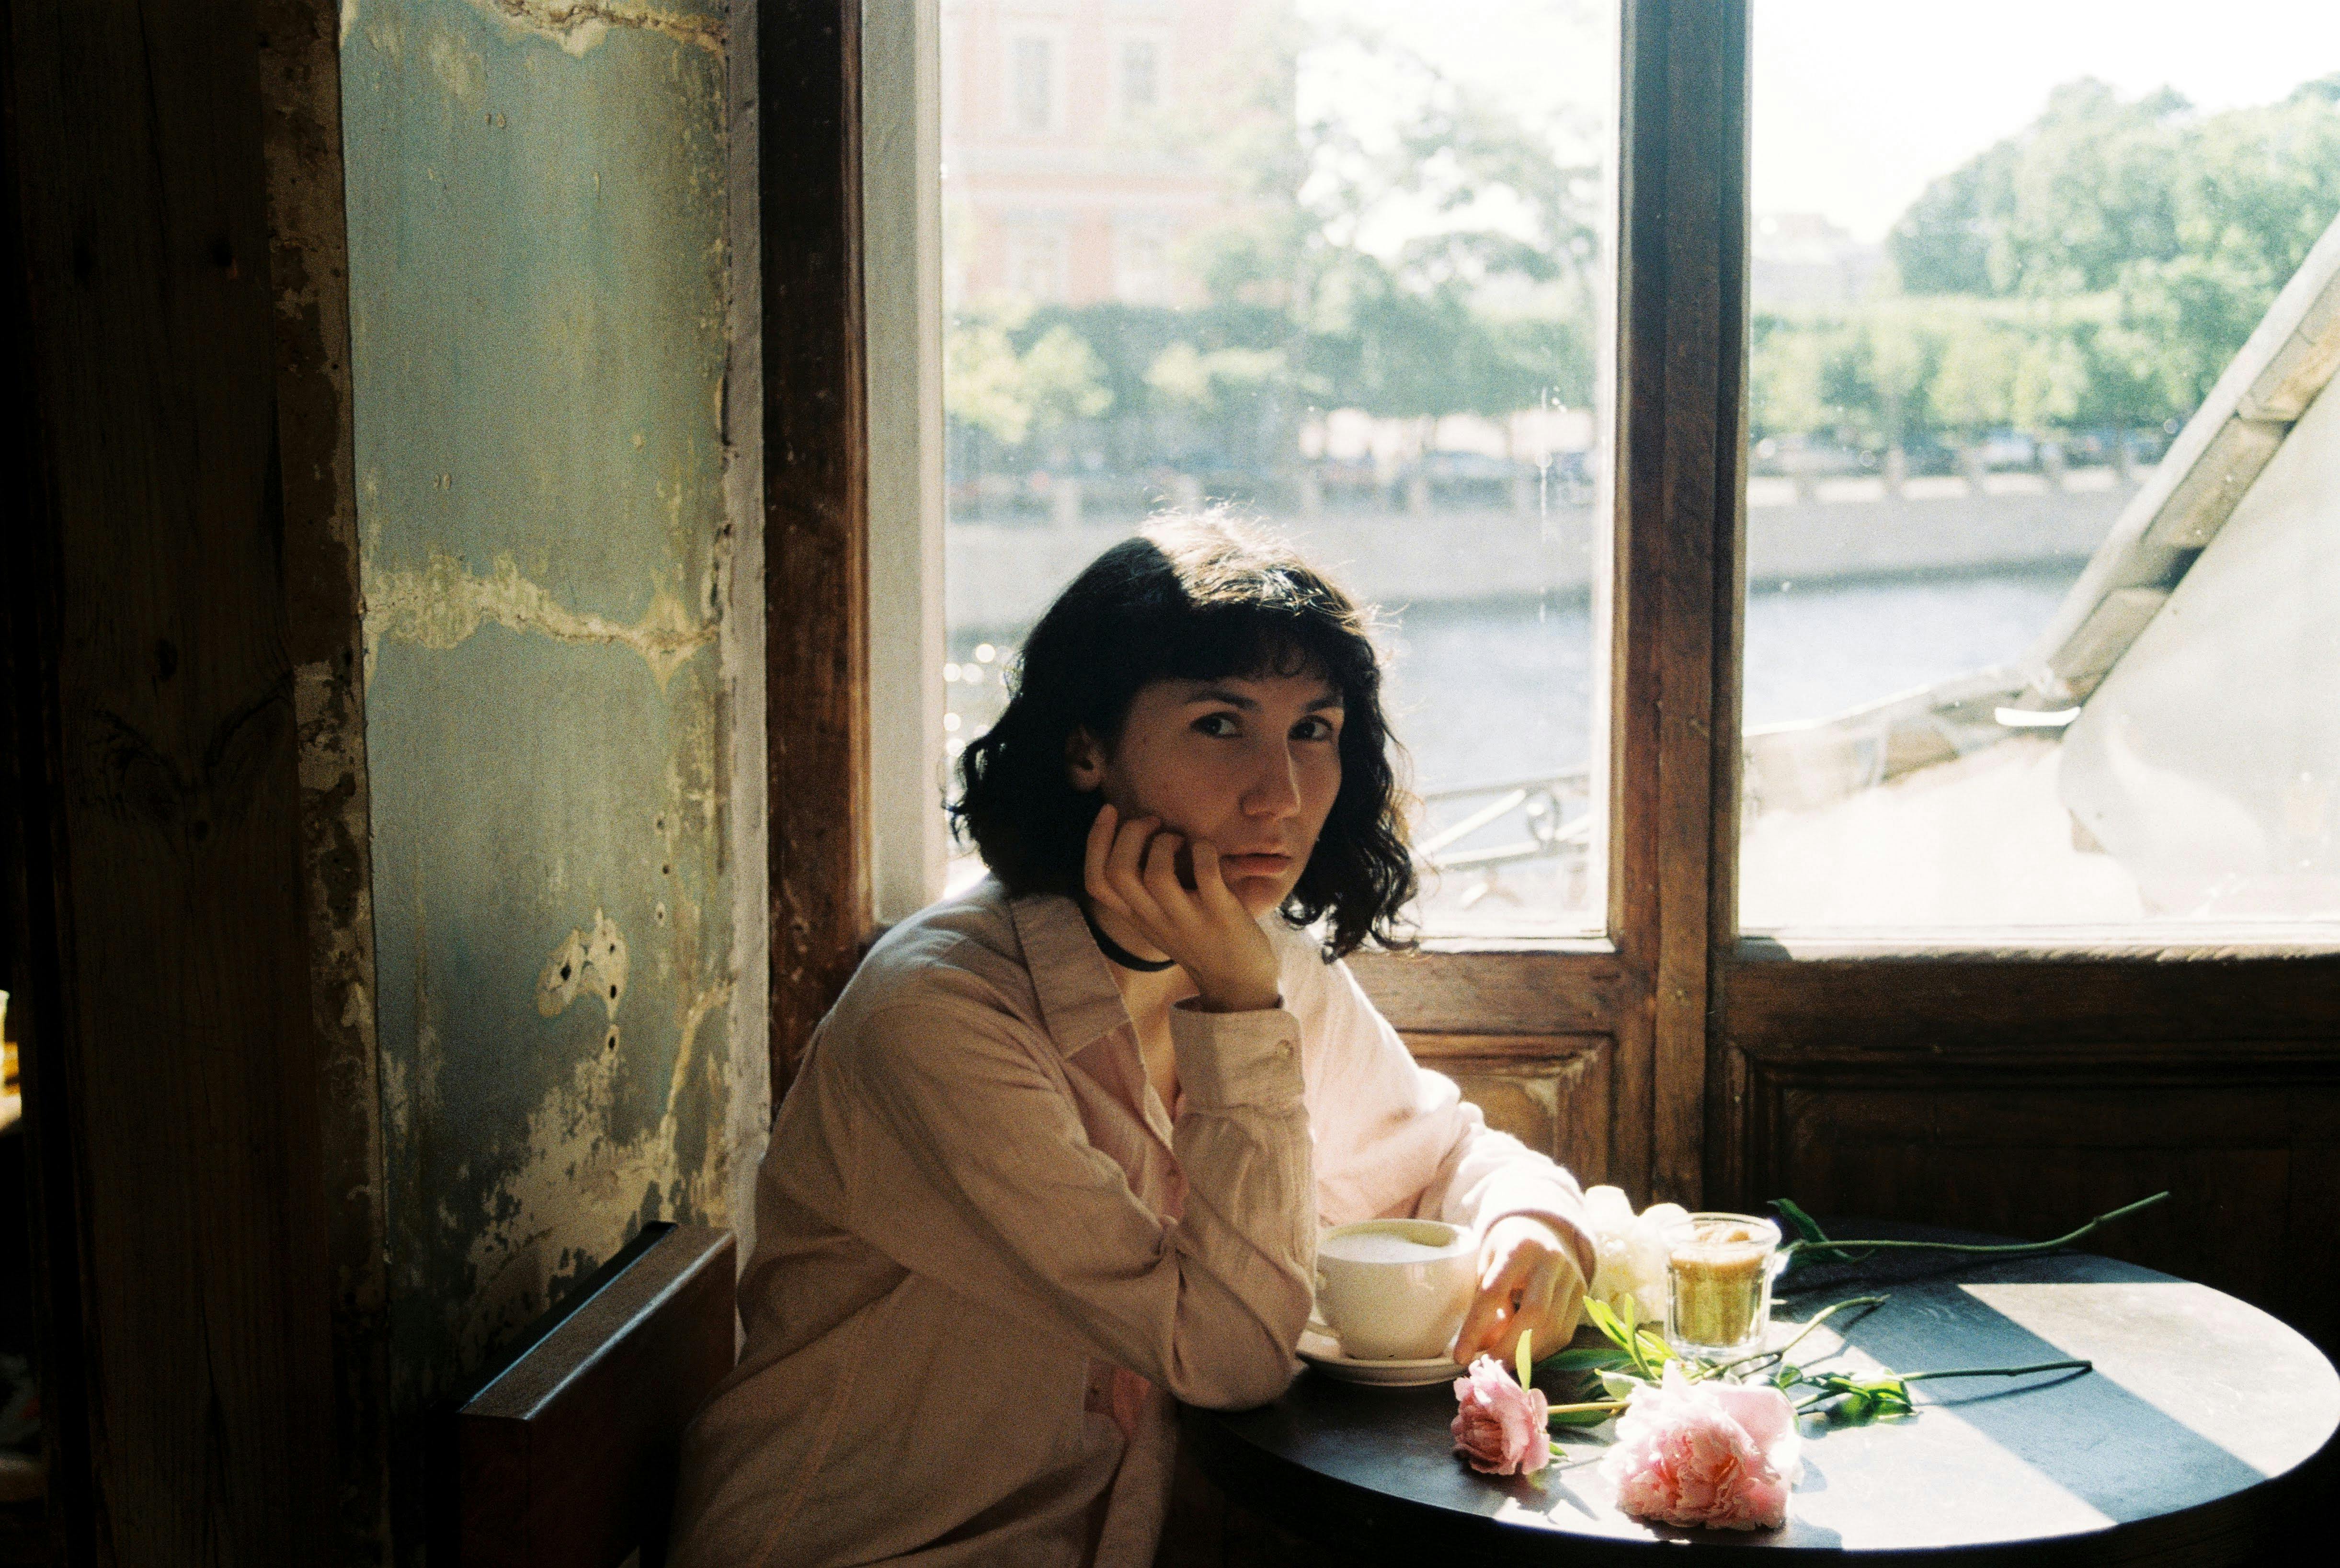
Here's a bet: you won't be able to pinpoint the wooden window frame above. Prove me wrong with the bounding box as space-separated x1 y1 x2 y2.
762 0 875 1094
1349 0 1749 1207
767 2 2340 1312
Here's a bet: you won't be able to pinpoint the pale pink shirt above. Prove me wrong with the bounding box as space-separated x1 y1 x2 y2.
669 878 1594 1568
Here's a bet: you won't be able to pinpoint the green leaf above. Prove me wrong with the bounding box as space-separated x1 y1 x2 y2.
1804 1372 1914 1421
1517 1328 1534 1393
1599 1370 1648 1401
1544 1347 1634 1371
1585 1297 1675 1380
1582 1298 1632 1352
1770 1198 1830 1245
1548 1406 1614 1428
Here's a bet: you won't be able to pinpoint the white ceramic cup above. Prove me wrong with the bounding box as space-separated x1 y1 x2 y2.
1313 1218 1479 1361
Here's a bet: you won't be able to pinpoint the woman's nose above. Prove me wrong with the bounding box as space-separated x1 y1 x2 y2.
1243 744 1303 818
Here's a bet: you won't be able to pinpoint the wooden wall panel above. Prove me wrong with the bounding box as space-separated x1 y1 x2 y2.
1403 1033 1615 1188
1723 1043 2340 1352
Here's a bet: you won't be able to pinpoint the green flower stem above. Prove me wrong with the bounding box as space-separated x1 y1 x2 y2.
1701 1294 1887 1380
1898 1359 2092 1383
1547 1400 1629 1417
1783 1192 2168 1266
1791 1358 2091 1412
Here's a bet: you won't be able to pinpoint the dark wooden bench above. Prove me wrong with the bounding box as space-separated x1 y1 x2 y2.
444 1222 737 1568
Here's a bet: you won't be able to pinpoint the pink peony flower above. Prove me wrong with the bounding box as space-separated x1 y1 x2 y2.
1450 1355 1551 1476
1602 1363 1803 1531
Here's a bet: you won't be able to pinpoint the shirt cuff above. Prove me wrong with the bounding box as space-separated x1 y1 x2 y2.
1167 1002 1303 1112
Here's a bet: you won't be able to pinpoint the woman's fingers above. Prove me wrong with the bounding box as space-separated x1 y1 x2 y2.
1146 834 1243 943
1187 841 1246 919
1454 1233 1581 1364
1140 832 1188 922
1081 817 1279 1009
1544 1260 1587 1345
1543 1247 1588 1344
1104 810 1150 884
1455 1304 1512 1364
1105 813 1175 932
1083 802 1121 909
1103 812 1154 897
1453 1263 1518 1363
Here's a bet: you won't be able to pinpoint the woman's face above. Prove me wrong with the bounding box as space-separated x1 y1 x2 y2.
1069 668 1346 917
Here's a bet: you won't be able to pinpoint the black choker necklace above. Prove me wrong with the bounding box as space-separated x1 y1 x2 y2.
1082 907 1177 972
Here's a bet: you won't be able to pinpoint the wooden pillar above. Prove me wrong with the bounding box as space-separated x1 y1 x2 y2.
763 0 876 1093
0 0 355 1557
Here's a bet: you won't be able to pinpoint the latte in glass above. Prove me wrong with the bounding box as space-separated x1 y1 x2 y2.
1665 1213 1783 1357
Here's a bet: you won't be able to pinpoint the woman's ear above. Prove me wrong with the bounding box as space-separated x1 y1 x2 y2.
1064 726 1106 792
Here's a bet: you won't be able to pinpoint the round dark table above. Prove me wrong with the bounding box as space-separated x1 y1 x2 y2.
1185 1225 2340 1563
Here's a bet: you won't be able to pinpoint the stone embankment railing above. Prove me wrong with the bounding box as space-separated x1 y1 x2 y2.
945 467 2140 631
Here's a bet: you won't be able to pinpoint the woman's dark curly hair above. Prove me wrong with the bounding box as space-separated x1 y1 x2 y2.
949 514 1415 960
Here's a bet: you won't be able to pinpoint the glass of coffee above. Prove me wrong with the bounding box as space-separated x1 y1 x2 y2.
1665 1213 1783 1358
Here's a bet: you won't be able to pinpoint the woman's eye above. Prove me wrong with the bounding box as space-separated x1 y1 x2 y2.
1293 716 1340 742
1194 712 1241 737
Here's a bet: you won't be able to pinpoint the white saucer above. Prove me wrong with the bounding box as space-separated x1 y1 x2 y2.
1296 1323 1462 1387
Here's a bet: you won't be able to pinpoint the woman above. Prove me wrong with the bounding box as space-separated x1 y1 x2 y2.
671 517 1594 1568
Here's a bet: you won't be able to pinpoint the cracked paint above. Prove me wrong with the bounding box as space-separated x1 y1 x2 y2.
364 549 714 690
459 972 734 1366
464 0 725 57
346 0 727 58
536 908 628 1019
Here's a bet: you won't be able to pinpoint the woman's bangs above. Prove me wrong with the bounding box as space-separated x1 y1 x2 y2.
1152 606 1361 698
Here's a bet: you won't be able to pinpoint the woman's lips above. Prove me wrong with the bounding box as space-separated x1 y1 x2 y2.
1221 853 1292 880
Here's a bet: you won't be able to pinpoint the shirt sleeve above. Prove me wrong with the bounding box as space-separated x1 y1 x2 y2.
1292 944 1597 1281
837 997 1315 1410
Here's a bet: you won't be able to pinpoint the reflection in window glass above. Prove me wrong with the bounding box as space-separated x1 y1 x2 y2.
1740 1 2340 929
939 0 1620 935
1010 36 1057 134
1120 40 1161 118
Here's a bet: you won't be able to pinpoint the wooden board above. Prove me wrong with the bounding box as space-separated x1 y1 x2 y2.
450 1223 737 1568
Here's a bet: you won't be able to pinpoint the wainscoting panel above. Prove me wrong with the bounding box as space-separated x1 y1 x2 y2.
1402 1033 1615 1190
1718 1038 2340 1352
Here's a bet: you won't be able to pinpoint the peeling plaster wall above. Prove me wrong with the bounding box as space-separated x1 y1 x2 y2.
338 0 760 1518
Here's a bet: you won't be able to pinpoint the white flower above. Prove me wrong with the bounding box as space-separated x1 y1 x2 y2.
1582 1185 1689 1324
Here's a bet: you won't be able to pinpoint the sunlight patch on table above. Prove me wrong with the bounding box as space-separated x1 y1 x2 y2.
1959 1281 2300 1475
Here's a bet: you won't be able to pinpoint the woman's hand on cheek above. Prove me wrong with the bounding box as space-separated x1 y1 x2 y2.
1084 803 1281 1013
1452 1216 1587 1366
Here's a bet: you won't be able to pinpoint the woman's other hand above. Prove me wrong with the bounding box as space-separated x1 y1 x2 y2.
1452 1215 1587 1365
1085 802 1281 1012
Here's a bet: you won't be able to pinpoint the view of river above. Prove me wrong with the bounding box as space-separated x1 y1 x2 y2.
946 566 2085 797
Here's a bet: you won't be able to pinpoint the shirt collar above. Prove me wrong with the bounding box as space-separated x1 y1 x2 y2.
1003 885 1134 1058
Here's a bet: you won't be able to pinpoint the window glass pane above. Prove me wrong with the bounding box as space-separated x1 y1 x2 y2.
1121 41 1161 118
1740 2 2340 930
1010 37 1056 134
940 0 1620 936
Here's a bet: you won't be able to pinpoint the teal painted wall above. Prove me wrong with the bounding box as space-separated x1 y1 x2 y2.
339 0 753 1469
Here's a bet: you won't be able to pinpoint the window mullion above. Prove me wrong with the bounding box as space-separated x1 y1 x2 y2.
1610 0 1751 1205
